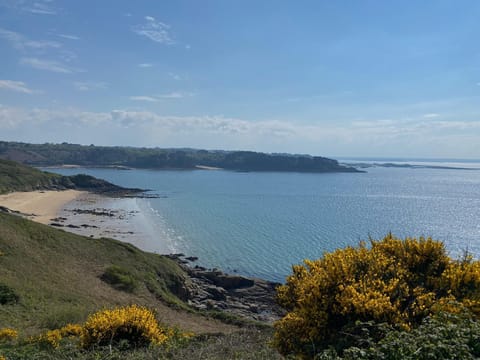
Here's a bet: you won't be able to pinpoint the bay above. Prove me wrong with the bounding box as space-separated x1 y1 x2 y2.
48 164 480 283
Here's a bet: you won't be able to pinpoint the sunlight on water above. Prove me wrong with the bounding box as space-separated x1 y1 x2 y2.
49 165 480 283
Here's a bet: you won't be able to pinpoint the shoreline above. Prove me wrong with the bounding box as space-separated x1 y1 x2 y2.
0 189 283 322
0 190 86 224
0 190 172 253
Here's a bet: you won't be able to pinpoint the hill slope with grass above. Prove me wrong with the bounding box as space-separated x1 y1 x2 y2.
0 211 233 334
0 212 281 359
0 158 141 195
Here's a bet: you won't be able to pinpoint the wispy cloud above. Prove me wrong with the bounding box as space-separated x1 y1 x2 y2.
168 72 181 80
129 96 160 102
423 113 440 118
1 106 479 158
58 34 80 40
138 63 153 68
0 28 61 50
0 80 39 94
132 16 174 44
20 57 78 73
73 81 107 91
158 92 193 99
22 0 57 15
129 92 193 102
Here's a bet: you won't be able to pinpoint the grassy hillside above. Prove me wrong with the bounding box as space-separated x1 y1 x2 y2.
0 211 234 334
0 158 141 195
0 158 61 194
0 212 282 358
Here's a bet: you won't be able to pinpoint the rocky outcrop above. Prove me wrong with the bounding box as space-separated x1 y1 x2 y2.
167 255 285 323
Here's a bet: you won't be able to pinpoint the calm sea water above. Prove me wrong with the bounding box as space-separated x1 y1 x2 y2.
48 164 480 283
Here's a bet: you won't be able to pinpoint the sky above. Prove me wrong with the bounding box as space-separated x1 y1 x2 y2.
0 0 479 159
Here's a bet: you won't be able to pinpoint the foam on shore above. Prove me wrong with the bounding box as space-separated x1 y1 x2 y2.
57 193 176 254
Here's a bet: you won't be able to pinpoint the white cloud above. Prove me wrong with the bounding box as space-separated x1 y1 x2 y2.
0 28 61 50
423 113 440 118
73 81 107 91
0 80 38 94
20 57 77 73
129 96 159 102
132 18 174 44
158 91 193 98
138 63 153 68
129 92 193 102
0 106 479 158
22 1 57 15
58 34 80 40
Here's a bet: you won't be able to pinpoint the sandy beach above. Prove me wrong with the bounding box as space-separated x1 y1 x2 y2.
0 189 171 254
0 190 85 224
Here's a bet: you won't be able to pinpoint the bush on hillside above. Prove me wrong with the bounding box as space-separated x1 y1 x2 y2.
101 265 138 293
0 283 19 305
273 234 480 358
80 305 169 349
318 311 480 359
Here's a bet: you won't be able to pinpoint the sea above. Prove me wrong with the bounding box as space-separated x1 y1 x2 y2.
45 159 480 283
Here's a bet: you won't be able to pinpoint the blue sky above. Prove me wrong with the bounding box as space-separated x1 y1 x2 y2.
0 0 479 159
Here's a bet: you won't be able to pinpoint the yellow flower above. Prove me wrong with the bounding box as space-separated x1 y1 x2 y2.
0 328 17 342
80 305 169 348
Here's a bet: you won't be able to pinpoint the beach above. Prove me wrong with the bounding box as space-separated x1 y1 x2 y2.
0 189 172 254
0 190 85 224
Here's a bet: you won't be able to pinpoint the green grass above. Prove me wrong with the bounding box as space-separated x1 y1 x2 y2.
0 212 281 358
0 158 60 194
0 212 192 333
0 328 283 360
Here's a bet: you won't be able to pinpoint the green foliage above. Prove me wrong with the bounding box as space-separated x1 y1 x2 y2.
0 158 60 194
0 327 281 360
318 311 480 359
101 265 138 293
0 212 188 333
0 283 19 305
0 141 357 173
274 234 480 358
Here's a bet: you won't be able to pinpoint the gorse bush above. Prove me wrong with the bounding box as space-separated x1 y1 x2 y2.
0 328 17 342
81 305 170 348
28 305 193 351
274 234 480 358
318 311 480 359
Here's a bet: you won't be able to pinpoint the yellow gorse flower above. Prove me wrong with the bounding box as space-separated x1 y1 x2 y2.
80 305 169 348
0 328 17 342
274 234 480 358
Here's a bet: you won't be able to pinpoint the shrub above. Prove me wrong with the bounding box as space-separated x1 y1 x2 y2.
274 234 480 358
80 305 169 349
101 265 138 293
35 329 62 349
0 328 18 342
0 283 19 305
318 311 480 359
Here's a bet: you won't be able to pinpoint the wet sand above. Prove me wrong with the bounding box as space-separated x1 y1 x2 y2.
0 190 170 254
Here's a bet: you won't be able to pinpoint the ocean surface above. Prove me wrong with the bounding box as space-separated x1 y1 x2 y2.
47 161 480 283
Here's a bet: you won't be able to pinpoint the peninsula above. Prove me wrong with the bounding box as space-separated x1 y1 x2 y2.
0 141 359 173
